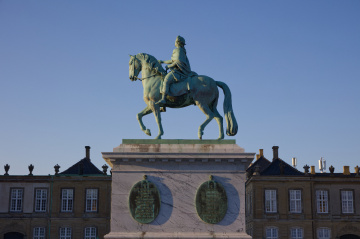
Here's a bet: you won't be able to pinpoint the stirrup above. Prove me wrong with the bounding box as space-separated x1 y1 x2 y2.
156 98 166 105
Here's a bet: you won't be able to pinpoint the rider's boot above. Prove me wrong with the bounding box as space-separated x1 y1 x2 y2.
156 84 169 105
156 94 167 105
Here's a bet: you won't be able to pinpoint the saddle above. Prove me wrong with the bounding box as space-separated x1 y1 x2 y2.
160 73 198 97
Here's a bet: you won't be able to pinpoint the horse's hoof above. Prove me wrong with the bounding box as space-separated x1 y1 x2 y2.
145 129 151 136
198 131 203 140
155 135 162 139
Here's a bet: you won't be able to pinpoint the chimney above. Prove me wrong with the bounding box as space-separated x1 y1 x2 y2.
272 146 279 161
259 149 264 157
311 166 315 174
85 146 91 160
256 154 260 160
343 166 350 175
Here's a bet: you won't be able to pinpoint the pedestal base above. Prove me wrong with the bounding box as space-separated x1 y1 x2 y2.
102 140 254 239
105 232 252 239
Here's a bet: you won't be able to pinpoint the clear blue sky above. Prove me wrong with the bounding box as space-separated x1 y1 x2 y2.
1 1 359 175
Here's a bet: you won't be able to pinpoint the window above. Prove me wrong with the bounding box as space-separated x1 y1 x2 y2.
86 189 98 212
60 227 71 239
10 188 23 212
316 190 328 213
341 190 354 213
246 192 252 215
290 227 303 239
317 227 331 239
61 189 74 212
265 227 278 239
33 227 45 239
84 227 97 239
35 189 48 212
289 190 302 213
265 190 277 213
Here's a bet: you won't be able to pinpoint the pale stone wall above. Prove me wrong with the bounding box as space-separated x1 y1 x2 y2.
103 140 254 239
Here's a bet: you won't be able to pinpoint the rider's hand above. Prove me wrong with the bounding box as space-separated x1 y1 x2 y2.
158 60 164 64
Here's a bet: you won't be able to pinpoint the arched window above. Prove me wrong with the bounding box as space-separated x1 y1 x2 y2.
4 232 24 239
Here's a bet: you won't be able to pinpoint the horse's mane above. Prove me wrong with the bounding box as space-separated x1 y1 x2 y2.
137 53 166 76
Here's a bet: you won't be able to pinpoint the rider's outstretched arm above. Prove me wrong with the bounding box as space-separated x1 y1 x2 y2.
160 60 172 64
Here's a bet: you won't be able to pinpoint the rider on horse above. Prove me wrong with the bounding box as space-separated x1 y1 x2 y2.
156 36 193 105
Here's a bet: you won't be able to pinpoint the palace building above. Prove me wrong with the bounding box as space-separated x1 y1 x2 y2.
0 146 111 239
246 146 360 239
2 144 360 239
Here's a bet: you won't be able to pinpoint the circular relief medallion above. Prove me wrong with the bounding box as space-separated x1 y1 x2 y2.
129 177 161 224
195 178 228 224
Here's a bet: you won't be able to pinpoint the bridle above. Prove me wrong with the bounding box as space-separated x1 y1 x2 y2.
131 55 161 81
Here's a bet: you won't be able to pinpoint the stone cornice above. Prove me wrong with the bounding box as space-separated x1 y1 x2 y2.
103 153 254 167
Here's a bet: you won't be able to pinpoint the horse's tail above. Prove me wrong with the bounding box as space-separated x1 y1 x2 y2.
216 81 238 136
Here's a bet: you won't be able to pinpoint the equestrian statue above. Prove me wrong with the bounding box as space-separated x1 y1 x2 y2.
129 36 237 140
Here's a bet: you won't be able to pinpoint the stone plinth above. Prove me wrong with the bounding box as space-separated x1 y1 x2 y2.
102 139 254 239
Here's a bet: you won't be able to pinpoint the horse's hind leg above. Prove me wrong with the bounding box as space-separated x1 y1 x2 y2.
196 102 214 140
137 106 152 136
213 107 224 140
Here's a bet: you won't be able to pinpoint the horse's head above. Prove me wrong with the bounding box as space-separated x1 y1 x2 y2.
129 55 141 81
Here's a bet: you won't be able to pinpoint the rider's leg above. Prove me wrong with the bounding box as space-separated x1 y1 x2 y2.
156 73 174 105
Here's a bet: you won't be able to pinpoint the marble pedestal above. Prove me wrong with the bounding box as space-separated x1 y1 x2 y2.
102 139 254 239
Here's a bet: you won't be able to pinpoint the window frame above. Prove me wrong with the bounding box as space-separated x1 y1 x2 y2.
289 189 302 213
265 226 278 239
61 188 74 213
59 227 72 239
341 189 354 214
9 188 24 213
246 191 253 216
85 188 99 213
84 226 97 239
34 188 48 213
290 227 304 239
316 189 329 214
33 227 46 239
317 227 331 239
264 189 277 213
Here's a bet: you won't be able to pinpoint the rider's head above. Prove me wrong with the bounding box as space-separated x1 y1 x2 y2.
175 35 186 48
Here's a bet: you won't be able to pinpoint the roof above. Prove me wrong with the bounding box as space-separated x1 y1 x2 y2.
60 158 104 175
260 158 304 176
247 155 271 174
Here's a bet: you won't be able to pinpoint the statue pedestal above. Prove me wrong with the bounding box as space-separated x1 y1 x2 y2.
102 139 254 239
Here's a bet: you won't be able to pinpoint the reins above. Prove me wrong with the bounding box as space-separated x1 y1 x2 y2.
132 54 166 81
133 74 158 81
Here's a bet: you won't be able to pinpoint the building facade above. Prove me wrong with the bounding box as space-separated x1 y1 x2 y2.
0 146 111 239
246 146 360 239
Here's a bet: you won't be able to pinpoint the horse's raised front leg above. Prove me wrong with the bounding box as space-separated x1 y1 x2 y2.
196 102 214 140
148 101 164 139
137 106 153 136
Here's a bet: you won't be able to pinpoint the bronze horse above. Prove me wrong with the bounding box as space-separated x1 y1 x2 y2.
129 53 237 140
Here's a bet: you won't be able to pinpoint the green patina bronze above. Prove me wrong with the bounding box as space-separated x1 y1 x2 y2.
195 176 228 224
129 175 161 224
129 36 238 140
